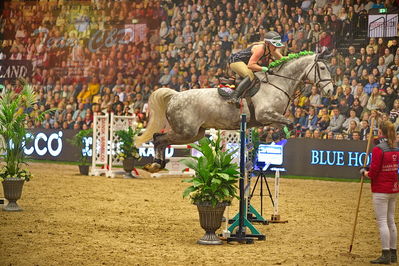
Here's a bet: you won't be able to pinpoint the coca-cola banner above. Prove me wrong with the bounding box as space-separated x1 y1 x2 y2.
0 60 33 82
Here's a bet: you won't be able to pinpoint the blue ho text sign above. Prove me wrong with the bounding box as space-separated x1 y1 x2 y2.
311 150 371 167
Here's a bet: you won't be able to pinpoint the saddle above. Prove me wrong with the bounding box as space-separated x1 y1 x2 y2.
217 76 261 100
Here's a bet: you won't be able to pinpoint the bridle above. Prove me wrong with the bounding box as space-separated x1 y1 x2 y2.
261 55 333 112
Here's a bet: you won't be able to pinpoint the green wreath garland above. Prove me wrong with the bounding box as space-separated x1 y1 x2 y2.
268 51 315 69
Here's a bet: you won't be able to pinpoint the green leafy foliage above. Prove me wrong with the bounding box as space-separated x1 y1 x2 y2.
68 128 93 165
115 127 141 160
181 131 240 207
0 79 54 181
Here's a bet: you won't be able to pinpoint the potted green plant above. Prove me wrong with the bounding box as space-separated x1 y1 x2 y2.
0 80 49 211
68 128 93 175
181 132 240 245
115 127 141 178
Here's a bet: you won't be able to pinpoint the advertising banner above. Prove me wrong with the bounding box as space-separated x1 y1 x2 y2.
26 129 189 166
25 129 374 179
0 60 33 82
284 138 369 179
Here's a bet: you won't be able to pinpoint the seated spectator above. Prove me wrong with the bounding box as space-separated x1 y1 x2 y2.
327 107 345 133
354 84 369 107
359 69 370 86
159 68 171 86
335 133 345 140
343 109 360 130
77 85 91 105
302 107 319 132
383 48 394 66
359 119 370 140
132 93 145 112
389 99 399 123
317 114 330 131
72 103 86 121
383 87 397 113
318 31 333 51
343 86 354 106
351 98 364 118
304 129 313 138
313 129 322 139
330 86 344 109
65 113 75 129
308 86 322 110
391 77 399 93
324 131 335 140
293 107 306 135
366 87 386 111
351 131 361 140
377 57 387 75
363 74 379 95
338 98 350 117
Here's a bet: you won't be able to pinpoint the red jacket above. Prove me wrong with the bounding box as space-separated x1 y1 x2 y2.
368 139 399 193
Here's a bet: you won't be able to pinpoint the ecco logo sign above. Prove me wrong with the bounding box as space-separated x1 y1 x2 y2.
24 131 63 157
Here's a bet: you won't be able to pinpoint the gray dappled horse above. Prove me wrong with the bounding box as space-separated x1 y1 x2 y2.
135 53 334 173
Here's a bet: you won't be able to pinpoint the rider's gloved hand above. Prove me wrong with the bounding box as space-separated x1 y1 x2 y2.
261 66 269 73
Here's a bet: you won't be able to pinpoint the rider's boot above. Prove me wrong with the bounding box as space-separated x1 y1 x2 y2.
228 76 252 106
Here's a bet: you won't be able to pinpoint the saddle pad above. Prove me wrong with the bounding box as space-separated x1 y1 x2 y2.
218 85 235 99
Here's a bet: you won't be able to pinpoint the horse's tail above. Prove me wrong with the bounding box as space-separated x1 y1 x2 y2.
135 88 178 147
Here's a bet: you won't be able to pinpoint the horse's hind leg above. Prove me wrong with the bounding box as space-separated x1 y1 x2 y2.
145 128 206 173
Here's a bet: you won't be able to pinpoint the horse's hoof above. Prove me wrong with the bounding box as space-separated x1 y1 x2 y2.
143 163 152 171
145 163 161 173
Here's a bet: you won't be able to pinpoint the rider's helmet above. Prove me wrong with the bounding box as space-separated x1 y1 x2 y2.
264 31 284 48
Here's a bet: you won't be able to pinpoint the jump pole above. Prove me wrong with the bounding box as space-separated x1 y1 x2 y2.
270 169 288 223
349 117 375 253
227 114 265 243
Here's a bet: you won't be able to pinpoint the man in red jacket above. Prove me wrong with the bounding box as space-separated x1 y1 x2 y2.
363 121 399 264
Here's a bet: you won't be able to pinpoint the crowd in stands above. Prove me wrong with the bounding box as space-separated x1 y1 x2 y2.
1 0 399 142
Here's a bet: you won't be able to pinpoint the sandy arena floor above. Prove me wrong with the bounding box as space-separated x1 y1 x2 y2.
0 163 395 265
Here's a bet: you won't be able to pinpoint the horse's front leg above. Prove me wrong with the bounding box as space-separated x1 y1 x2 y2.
256 110 293 127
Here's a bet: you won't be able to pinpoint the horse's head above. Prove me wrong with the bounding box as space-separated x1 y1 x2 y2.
304 54 334 96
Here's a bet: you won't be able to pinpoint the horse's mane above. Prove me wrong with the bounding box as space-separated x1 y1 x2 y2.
273 53 316 73
269 51 315 70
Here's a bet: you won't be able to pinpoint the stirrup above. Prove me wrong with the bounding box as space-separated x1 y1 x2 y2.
227 97 240 104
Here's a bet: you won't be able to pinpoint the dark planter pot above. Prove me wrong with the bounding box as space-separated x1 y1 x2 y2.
196 202 229 245
122 157 136 178
79 165 90 175
2 178 25 212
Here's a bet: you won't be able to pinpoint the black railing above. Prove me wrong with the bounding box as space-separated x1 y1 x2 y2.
368 14 398 38
368 16 386 37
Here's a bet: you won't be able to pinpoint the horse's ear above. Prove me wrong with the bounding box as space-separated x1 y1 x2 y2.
317 48 333 60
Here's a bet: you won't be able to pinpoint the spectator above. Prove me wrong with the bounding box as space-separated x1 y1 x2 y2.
367 87 386 111
73 103 86 121
302 107 319 132
364 75 379 95
359 119 370 140
327 108 345 133
384 87 397 113
352 98 364 118
343 109 360 130
351 130 361 140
